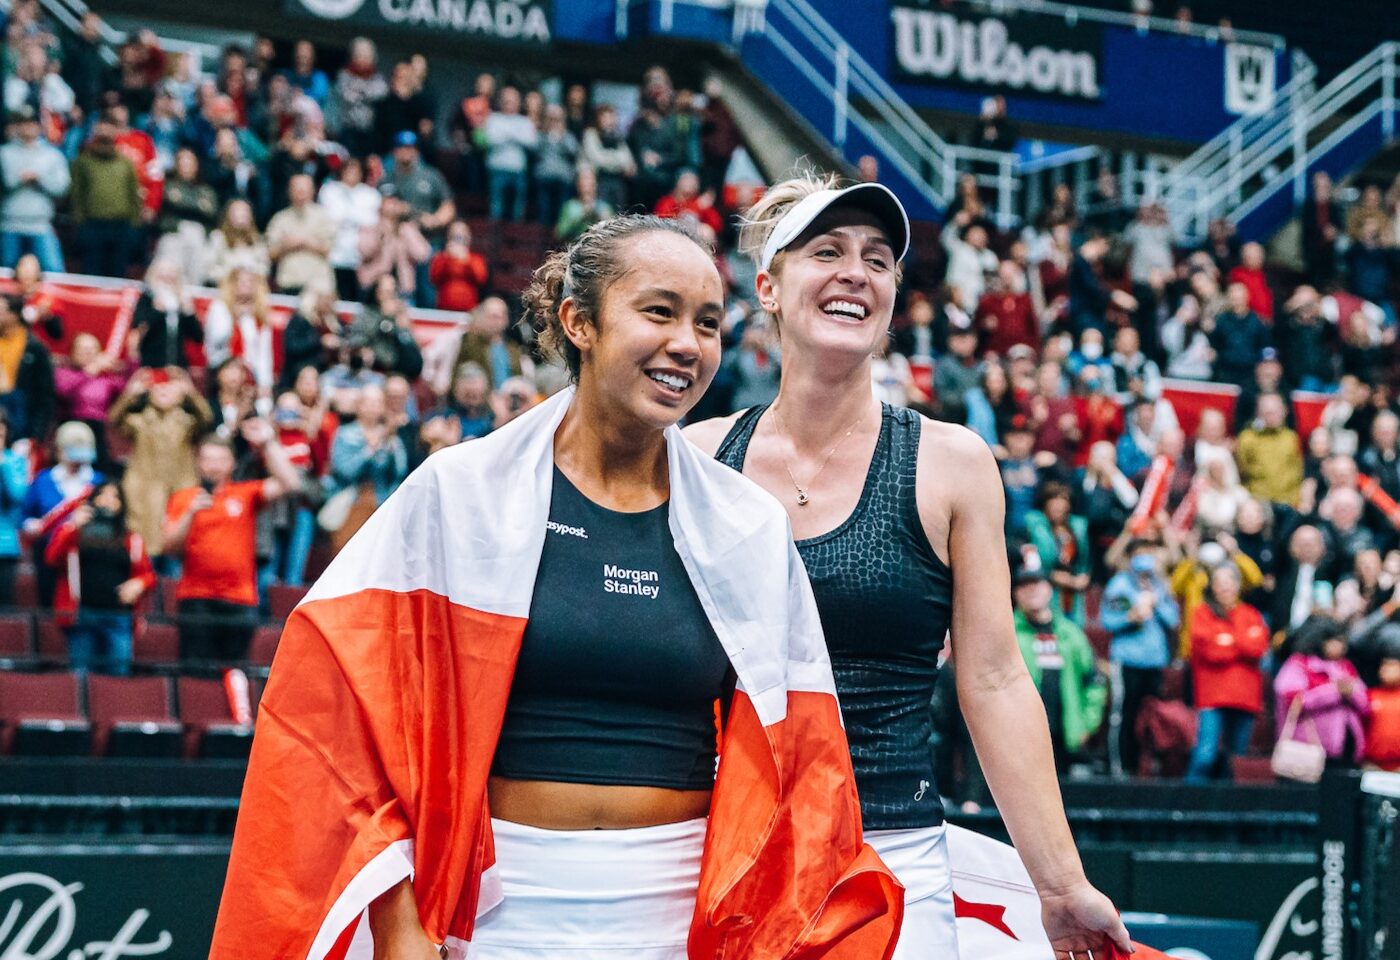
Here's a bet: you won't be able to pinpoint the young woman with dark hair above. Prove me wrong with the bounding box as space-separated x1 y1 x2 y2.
212 214 900 960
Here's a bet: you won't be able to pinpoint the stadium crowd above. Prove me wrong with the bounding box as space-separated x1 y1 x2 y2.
0 3 1396 791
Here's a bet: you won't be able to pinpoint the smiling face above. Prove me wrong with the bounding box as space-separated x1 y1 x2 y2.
758 206 897 360
564 231 723 433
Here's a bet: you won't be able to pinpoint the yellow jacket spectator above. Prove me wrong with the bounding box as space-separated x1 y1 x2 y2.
1236 393 1303 506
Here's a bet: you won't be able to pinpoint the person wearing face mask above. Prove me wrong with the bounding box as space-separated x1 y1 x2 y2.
69 119 143 278
687 174 1132 960
22 421 104 607
45 481 154 676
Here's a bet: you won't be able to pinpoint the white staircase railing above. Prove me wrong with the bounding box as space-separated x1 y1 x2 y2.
1163 43 1398 242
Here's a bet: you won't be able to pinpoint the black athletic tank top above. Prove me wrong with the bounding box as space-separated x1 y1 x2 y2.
717 404 952 828
491 467 730 790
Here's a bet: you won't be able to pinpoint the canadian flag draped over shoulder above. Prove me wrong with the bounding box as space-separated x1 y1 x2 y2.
209 387 903 960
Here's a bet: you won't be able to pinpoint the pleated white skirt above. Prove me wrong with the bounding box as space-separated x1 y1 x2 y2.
866 823 961 960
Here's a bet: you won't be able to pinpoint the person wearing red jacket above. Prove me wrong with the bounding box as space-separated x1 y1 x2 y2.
428 220 489 312
108 103 164 221
1365 651 1400 771
1227 242 1274 322
44 480 155 676
653 169 723 234
1186 564 1270 781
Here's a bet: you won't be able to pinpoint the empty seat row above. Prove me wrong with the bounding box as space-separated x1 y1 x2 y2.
0 671 264 759
0 615 284 671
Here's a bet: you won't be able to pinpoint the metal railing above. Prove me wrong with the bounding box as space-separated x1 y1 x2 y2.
1163 41 1399 242
967 0 1285 49
34 0 222 73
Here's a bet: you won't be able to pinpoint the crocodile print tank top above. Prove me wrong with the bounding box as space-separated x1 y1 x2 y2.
716 403 953 829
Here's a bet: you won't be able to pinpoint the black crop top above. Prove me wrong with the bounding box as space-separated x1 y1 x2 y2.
491 467 731 790
717 404 954 829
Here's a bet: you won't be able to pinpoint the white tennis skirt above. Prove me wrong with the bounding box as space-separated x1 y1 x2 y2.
866 823 961 960
464 817 706 959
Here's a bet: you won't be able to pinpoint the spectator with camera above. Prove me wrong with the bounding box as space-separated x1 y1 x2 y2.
347 274 423 380
162 421 303 670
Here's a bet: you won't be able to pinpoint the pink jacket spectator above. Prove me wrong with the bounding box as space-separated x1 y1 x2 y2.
1274 653 1370 761
54 364 132 423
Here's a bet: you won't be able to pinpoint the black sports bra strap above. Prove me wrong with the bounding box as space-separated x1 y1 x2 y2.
714 404 770 472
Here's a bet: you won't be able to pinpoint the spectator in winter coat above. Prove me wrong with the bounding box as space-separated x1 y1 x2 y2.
483 86 538 222
69 119 142 278
318 157 380 302
282 40 330 107
1209 283 1272 389
1279 286 1339 392
1301 171 1342 285
1102 539 1181 775
654 169 722 234
23 421 102 606
555 166 615 243
45 481 154 676
1236 393 1304 506
1024 481 1092 624
1185 565 1270 782
579 105 635 214
328 37 387 159
1365 649 1400 771
1170 535 1264 658
428 220 488 312
154 148 220 286
265 173 335 296
107 367 211 576
533 105 578 228
0 106 69 271
1275 617 1370 766
0 293 54 441
356 192 430 299
0 409 30 607
1227 242 1274 322
942 210 999 310
128 259 203 371
1012 564 1106 772
54 333 130 466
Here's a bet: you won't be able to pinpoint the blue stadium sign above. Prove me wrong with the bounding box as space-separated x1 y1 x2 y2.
284 0 552 43
889 3 1104 101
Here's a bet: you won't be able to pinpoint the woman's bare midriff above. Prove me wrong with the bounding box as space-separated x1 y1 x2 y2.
487 776 711 829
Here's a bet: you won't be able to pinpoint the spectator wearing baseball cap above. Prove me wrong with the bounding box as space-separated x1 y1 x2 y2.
382 128 455 307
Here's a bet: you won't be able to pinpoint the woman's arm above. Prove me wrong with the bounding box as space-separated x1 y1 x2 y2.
927 427 1131 952
367 879 440 960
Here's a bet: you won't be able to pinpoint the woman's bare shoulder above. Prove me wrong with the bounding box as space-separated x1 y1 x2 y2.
682 410 745 457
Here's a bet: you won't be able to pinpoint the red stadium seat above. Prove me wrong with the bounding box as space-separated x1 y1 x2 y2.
0 671 88 754
86 675 180 757
268 584 308 623
250 626 281 666
159 577 181 619
0 615 32 663
133 621 179 665
14 571 36 609
35 616 66 664
175 676 252 758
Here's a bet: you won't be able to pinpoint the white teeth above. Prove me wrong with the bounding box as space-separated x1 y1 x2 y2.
822 300 868 319
648 372 689 390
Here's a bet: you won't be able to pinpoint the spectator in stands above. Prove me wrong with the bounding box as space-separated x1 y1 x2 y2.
104 103 161 226
1115 400 1157 481
942 210 998 309
1195 456 1252 535
154 147 219 286
628 98 685 210
329 37 386 159
54 333 128 464
1185 563 1269 782
283 39 329 107
1102 538 1179 776
451 295 525 391
0 105 68 272
1280 286 1340 392
23 420 100 605
356 190 430 303
533 104 577 228
383 131 454 306
1227 242 1274 322
0 291 52 443
1275 616 1370 767
721 317 780 412
1301 171 1342 286
966 361 1017 449
60 11 109 117
203 267 274 388
1338 301 1390 385
373 61 432 156
654 169 722 234
439 361 495 440
976 260 1037 358
428 220 488 313
1365 646 1400 771
1085 170 1130 235
1124 202 1174 287
318 156 380 302
266 173 335 296
556 165 615 243
141 84 186 173
108 368 210 577
326 383 408 509
998 416 1051 536
484 86 537 223
1069 234 1135 336
128 259 202 371
1025 481 1091 624
163 423 302 669
698 77 740 192
1346 183 1391 243
1344 218 1397 319
1320 486 1377 579
932 318 979 416
203 121 271 228
1028 359 1082 466
281 286 342 389
1237 392 1304 506
580 104 635 214
349 274 423 380
1232 348 1287 433
46 481 153 677
414 409 460 467
265 389 322 588
0 409 28 606
1208 283 1271 390
5 40 73 131
1361 411 1400 502
69 119 141 278
1012 561 1104 773
206 199 270 285
1273 524 1331 639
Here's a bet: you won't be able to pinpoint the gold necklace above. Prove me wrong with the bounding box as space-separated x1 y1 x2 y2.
773 404 867 507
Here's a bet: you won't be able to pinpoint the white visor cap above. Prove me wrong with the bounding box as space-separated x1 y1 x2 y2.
758 182 910 273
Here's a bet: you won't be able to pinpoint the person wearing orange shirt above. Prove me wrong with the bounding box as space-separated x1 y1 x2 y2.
161 420 302 671
1365 650 1400 772
1186 564 1270 782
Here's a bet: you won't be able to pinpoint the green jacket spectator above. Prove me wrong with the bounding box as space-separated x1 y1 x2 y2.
1013 608 1106 754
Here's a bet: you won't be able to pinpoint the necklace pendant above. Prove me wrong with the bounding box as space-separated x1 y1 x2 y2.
796 491 810 506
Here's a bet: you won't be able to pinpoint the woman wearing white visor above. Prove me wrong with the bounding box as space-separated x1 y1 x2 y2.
687 174 1133 960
